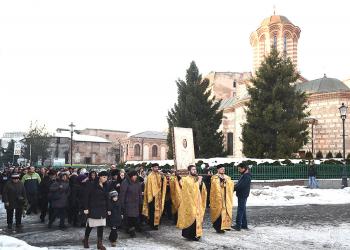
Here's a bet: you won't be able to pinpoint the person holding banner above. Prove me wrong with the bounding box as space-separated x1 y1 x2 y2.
142 163 167 230
176 165 207 241
210 165 234 233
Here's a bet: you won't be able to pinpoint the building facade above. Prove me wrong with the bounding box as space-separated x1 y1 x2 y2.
120 131 168 162
46 129 118 165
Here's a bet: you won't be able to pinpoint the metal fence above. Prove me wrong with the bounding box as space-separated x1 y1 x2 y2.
40 163 350 180
199 164 350 180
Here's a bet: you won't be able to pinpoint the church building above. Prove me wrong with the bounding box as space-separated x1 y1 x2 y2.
208 14 350 158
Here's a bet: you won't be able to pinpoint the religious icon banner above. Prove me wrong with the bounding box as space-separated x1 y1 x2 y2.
173 127 195 171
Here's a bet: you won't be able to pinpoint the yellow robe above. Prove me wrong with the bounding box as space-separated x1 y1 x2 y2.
169 175 182 214
142 172 167 226
210 174 234 230
176 176 207 237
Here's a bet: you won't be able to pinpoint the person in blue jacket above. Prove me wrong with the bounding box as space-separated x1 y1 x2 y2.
232 162 252 231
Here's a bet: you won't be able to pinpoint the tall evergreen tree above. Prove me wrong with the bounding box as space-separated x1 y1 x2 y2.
242 48 309 158
167 61 224 158
23 122 51 165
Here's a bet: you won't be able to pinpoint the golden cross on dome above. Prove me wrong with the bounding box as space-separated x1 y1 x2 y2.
273 4 276 15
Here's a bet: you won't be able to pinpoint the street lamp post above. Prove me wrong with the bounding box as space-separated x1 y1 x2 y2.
69 122 75 166
339 103 348 188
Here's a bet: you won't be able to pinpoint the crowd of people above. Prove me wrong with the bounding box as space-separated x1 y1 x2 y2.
0 162 252 250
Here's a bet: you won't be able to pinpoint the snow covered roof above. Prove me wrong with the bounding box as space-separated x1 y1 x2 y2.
130 131 167 140
52 131 111 143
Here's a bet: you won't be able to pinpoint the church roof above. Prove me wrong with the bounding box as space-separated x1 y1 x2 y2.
219 94 250 110
261 15 292 26
219 97 237 110
295 75 350 94
131 131 167 140
53 131 111 143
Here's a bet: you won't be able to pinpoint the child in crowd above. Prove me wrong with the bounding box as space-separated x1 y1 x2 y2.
108 190 122 247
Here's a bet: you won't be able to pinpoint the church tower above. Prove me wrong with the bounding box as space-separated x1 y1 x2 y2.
250 14 301 74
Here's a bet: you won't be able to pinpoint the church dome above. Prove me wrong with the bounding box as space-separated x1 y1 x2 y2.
260 15 292 26
296 75 350 94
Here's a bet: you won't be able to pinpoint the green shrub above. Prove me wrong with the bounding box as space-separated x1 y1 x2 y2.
305 151 313 160
326 151 333 159
335 152 343 158
281 159 293 165
321 159 343 165
316 150 323 159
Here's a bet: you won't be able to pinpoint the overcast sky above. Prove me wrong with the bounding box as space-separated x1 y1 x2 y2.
1 0 349 136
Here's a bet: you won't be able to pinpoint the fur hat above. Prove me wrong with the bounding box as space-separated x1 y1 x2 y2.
110 170 119 177
216 164 224 170
127 170 138 178
11 173 20 178
109 190 118 199
98 171 108 177
237 162 248 169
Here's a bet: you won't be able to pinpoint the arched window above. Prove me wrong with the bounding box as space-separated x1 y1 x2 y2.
152 145 158 157
283 34 287 54
134 144 141 156
273 35 277 49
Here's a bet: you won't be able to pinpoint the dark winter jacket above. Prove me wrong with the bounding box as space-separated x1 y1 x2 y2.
119 177 142 217
39 175 53 201
0 173 10 195
115 175 125 194
21 172 41 194
108 199 122 227
48 180 70 208
77 181 88 209
84 181 110 219
234 171 252 198
2 180 27 209
308 165 317 177
69 175 80 208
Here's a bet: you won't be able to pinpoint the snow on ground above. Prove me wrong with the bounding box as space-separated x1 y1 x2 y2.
0 235 47 250
47 224 350 250
247 186 350 206
1 186 350 249
126 157 333 167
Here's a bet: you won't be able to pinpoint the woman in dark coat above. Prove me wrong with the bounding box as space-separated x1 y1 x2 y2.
119 170 142 237
48 172 70 229
82 171 110 250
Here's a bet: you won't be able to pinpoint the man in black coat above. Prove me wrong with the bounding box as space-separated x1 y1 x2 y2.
39 169 56 222
2 173 27 229
232 163 252 231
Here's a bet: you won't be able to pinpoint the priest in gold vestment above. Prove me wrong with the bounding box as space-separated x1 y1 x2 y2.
169 172 182 224
177 165 207 241
142 163 167 230
210 164 234 233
